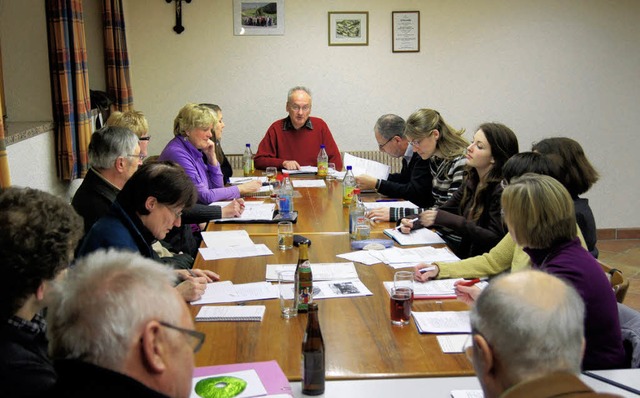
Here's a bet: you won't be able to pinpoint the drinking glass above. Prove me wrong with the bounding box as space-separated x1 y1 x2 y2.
266 167 277 183
355 223 370 241
326 162 336 180
277 221 294 250
278 270 298 319
390 271 414 326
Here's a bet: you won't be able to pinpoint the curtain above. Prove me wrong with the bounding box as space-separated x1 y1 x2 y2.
103 0 134 111
0 92 10 188
46 0 92 181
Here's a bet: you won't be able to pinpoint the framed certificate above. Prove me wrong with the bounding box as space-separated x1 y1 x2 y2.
392 11 420 53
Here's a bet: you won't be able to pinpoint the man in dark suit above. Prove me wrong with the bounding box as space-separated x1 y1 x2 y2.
356 114 433 219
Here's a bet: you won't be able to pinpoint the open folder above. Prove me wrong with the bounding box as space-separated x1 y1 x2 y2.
210 201 298 224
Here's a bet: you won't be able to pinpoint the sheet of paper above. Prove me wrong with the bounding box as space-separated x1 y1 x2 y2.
198 244 273 261
437 334 471 354
201 230 254 248
279 279 373 300
450 390 484 398
370 246 459 265
229 176 267 185
265 262 358 281
286 166 317 174
363 200 419 210
412 311 471 334
336 250 383 266
343 152 391 180
384 228 446 245
292 179 326 188
383 279 458 299
195 305 266 322
190 369 267 398
213 202 276 222
191 281 278 305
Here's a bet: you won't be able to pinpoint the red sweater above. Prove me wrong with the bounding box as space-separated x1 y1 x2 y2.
254 116 343 170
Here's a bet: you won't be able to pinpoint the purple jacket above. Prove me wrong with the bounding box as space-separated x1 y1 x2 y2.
524 238 626 370
159 136 240 204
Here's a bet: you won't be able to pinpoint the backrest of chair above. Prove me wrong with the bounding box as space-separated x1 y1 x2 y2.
599 260 630 303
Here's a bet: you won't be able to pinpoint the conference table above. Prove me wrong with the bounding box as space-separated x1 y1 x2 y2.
191 175 473 381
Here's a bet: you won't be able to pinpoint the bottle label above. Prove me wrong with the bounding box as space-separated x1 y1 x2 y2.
342 186 355 205
317 161 328 177
301 351 325 394
243 159 251 176
296 261 312 311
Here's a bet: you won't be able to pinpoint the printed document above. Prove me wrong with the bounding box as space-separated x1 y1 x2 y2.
384 228 446 245
343 152 390 180
265 262 359 281
383 279 458 299
210 201 276 221
412 311 471 334
279 279 373 300
191 281 278 305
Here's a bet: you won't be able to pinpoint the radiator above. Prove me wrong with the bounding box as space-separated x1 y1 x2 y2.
226 151 402 174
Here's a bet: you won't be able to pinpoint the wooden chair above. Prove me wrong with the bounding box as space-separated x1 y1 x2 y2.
599 260 630 303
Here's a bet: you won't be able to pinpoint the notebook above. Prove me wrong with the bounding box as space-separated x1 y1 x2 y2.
383 227 446 245
195 305 266 322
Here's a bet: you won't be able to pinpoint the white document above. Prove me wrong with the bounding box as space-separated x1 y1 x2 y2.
437 334 471 354
211 202 276 222
286 166 317 174
198 244 273 261
228 176 267 185
279 279 373 300
200 230 254 248
336 250 383 266
265 262 359 281
195 305 266 322
450 390 484 398
370 246 459 266
191 281 279 305
412 311 472 334
383 279 458 299
363 201 419 210
384 228 446 245
343 153 391 180
292 179 326 188
190 369 267 398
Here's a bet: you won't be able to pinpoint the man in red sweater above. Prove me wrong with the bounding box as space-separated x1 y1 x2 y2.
254 86 343 171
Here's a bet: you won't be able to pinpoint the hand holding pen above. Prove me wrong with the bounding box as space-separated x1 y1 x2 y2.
453 278 484 305
414 264 438 282
398 217 418 234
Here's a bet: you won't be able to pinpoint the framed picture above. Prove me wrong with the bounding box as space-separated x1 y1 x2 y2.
328 12 369 46
392 11 420 52
233 0 284 36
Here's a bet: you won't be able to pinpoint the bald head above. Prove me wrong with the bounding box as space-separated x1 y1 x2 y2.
470 270 585 385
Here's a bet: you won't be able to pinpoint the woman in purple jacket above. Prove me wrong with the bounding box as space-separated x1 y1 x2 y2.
159 103 261 204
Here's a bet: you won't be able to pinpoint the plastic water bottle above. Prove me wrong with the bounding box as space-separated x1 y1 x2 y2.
317 144 328 178
342 165 356 207
349 189 367 239
242 144 253 177
279 171 294 216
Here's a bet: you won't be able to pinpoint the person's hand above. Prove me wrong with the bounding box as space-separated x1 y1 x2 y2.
414 264 439 282
454 280 482 306
203 139 218 166
222 199 244 218
238 180 262 194
175 278 207 302
355 174 377 190
366 207 390 222
190 268 220 282
399 218 417 234
418 209 437 228
282 160 301 170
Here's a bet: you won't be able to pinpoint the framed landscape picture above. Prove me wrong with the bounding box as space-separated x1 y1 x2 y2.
233 0 284 36
328 11 369 46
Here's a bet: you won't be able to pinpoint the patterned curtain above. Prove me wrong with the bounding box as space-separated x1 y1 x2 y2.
46 0 92 181
103 0 134 111
0 92 10 188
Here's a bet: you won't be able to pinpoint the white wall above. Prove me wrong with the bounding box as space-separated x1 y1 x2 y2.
124 0 640 228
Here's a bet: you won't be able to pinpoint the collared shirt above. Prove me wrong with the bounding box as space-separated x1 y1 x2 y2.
402 144 414 165
91 167 120 190
7 313 46 336
282 116 313 131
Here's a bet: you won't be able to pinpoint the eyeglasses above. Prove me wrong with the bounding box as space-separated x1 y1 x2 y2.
290 105 310 112
139 136 151 141
500 178 508 189
378 136 397 150
159 321 205 353
163 204 183 219
409 138 424 147
127 153 147 161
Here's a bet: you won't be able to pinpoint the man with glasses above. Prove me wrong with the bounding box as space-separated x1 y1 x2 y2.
468 270 614 397
355 114 434 210
45 250 203 398
254 86 343 171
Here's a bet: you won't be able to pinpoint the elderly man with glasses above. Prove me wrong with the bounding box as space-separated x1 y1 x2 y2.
45 249 203 398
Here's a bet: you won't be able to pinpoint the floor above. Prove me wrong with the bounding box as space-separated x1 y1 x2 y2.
598 239 640 311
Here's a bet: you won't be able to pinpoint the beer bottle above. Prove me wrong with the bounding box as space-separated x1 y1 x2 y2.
294 240 312 313
302 303 325 395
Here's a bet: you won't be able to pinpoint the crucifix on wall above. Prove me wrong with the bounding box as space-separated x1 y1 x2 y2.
166 0 192 34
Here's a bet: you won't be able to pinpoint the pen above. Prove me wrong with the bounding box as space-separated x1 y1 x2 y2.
419 266 437 274
395 217 418 230
458 278 481 287
187 268 197 278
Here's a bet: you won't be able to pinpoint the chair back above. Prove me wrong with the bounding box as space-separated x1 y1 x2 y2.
599 260 630 303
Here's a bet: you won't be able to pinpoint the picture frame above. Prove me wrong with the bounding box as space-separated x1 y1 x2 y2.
328 12 369 46
233 0 284 36
392 11 420 53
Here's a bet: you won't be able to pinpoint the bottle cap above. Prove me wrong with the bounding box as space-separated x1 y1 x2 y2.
320 144 325 148
308 302 318 311
246 143 250 147
346 165 352 170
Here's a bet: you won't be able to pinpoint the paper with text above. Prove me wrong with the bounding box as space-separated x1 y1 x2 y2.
292 179 326 188
343 152 391 180
279 279 372 300
199 244 273 261
265 262 358 281
412 311 471 334
437 334 471 353
210 202 276 222
384 228 446 245
383 279 458 299
191 281 278 305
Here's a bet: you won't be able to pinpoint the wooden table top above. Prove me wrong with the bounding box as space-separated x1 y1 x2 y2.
191 177 474 380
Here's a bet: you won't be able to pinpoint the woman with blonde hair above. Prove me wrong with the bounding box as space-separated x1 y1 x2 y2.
159 103 260 204
368 108 469 222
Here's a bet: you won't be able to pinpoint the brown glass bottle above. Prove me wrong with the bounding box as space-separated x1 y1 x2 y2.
302 303 325 395
295 241 312 313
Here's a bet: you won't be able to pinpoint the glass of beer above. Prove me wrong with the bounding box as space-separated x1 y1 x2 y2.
390 271 414 326
266 167 278 183
277 221 294 250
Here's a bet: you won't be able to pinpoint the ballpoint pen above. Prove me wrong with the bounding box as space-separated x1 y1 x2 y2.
458 278 481 287
419 266 437 274
395 217 418 230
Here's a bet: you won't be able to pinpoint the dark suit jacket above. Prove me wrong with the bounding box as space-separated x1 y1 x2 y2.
377 152 434 208
71 168 119 234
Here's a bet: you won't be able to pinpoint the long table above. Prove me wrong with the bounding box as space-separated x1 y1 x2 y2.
191 177 473 380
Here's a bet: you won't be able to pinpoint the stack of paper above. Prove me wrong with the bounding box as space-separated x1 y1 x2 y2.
195 305 266 322
337 246 459 268
384 228 446 245
383 279 458 299
265 262 359 281
286 165 317 174
210 201 276 222
191 281 278 305
343 152 390 181
412 311 471 334
199 230 273 261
